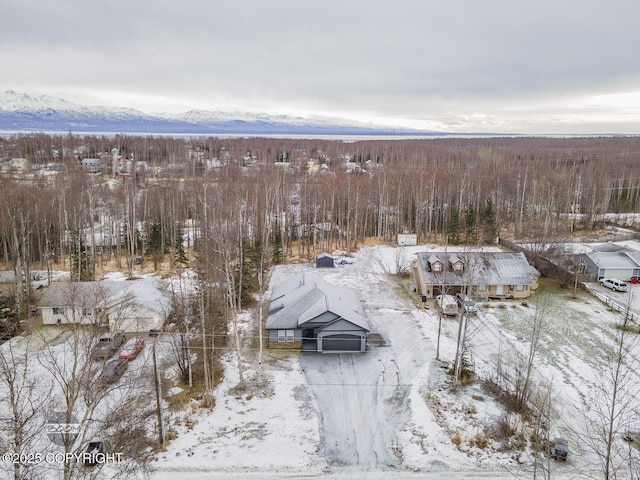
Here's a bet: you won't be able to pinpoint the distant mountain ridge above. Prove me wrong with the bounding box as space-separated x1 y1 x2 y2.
0 90 434 136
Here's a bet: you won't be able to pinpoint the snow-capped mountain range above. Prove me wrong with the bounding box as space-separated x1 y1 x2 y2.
0 90 431 136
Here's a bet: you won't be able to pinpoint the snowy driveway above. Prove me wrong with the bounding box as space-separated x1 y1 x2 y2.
301 349 406 468
298 246 436 469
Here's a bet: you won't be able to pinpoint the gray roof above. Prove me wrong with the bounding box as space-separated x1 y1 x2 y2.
585 249 640 269
80 158 101 165
415 251 537 286
39 281 128 308
38 278 172 314
626 249 640 266
266 273 369 331
592 243 627 253
427 254 440 265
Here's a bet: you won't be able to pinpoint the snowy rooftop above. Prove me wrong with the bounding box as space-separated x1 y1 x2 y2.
586 250 640 269
38 277 172 314
266 272 368 331
415 251 538 285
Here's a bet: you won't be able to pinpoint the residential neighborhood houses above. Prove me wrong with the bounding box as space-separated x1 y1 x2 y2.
0 140 363 181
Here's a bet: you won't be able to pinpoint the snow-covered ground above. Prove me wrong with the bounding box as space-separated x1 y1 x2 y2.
2 243 639 479
149 244 640 480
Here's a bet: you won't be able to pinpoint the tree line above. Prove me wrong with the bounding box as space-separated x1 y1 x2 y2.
1 133 640 315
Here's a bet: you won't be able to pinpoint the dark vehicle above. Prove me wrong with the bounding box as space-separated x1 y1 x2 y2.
99 358 128 384
455 293 477 314
550 437 569 461
92 330 126 360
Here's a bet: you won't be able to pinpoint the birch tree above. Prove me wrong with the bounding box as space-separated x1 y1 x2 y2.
582 304 640 479
0 337 51 480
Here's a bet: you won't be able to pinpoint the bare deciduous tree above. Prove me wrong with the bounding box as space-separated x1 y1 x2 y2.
0 337 52 480
581 303 640 480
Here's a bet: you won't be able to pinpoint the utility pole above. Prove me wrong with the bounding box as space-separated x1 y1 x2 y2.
572 261 584 299
153 342 165 445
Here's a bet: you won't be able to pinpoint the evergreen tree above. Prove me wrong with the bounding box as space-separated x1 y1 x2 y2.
234 239 263 305
272 226 283 265
447 207 461 245
69 228 94 281
174 227 188 266
481 198 498 243
464 205 477 244
146 220 163 270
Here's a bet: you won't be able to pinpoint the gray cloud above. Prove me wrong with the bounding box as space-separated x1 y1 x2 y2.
2 0 640 133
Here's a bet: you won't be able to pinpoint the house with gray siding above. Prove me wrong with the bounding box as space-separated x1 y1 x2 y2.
576 244 640 281
266 272 369 352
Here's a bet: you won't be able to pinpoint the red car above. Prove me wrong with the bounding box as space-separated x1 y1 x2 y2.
118 337 145 360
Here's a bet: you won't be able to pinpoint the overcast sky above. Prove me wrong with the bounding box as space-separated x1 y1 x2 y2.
2 0 640 134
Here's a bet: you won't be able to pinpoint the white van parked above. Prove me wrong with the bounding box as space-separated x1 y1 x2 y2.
436 294 459 316
600 278 628 292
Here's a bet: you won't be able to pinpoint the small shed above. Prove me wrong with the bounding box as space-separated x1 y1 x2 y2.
315 252 335 268
397 233 418 246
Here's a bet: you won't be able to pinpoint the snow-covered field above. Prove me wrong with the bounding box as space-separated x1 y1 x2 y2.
150 244 640 480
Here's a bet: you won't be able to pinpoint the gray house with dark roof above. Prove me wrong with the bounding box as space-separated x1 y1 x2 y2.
411 251 539 299
266 272 369 352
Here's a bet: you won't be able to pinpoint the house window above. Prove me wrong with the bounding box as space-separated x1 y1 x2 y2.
277 330 295 342
516 284 525 291
53 307 60 315
453 262 463 272
478 285 487 292
433 263 441 272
